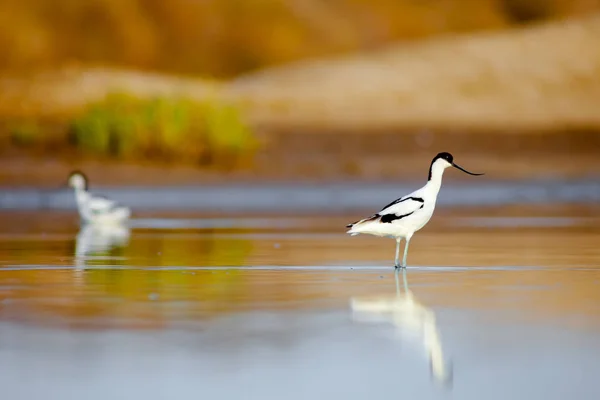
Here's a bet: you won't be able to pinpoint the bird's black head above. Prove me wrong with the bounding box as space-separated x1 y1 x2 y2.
428 152 454 180
434 152 454 164
428 152 484 180
67 170 89 191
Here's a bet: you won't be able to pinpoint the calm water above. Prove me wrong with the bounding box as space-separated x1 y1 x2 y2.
1 205 600 400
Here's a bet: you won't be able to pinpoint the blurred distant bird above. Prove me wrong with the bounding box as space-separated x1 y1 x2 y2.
68 171 131 225
346 152 483 268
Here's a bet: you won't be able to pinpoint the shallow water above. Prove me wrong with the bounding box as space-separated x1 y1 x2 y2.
2 179 600 212
1 205 600 400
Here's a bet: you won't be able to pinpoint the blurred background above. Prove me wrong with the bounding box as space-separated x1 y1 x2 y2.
1 3 600 399
1 0 599 186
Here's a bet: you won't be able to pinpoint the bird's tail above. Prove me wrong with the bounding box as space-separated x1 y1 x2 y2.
346 215 379 235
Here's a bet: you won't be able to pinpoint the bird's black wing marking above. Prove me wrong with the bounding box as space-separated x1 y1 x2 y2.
379 196 424 212
380 211 414 223
348 197 425 227
379 203 424 224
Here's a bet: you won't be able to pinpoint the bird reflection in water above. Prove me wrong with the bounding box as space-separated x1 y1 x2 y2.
74 223 131 269
350 269 453 387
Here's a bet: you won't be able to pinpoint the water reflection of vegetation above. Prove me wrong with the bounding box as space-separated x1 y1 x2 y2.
0 230 256 328
74 227 253 290
1 267 251 329
351 269 453 387
116 230 254 267
69 227 255 326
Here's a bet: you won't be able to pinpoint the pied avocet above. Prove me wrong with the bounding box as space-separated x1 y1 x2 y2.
346 152 483 268
68 171 131 225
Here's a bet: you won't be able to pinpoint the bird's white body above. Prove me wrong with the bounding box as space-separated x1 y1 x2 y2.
346 153 483 268
74 190 131 224
69 173 131 225
347 159 446 240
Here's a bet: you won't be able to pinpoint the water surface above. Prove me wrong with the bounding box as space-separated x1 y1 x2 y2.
0 205 599 400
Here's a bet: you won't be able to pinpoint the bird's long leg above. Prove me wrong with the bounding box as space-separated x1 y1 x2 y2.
401 236 412 268
402 266 409 292
394 238 402 268
394 266 409 294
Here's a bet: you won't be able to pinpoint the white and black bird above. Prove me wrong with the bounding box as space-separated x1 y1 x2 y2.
346 152 483 268
68 171 131 225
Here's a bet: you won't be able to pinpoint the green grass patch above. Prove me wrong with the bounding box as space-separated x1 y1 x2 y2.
68 92 257 167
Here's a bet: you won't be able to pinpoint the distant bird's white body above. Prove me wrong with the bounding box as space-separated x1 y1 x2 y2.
68 172 131 225
346 152 483 268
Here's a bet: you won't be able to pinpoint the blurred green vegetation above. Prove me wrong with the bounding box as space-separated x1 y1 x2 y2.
11 93 258 168
1 0 598 78
9 120 41 146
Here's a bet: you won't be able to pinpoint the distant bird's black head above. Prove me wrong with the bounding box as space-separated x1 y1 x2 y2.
428 152 484 180
67 170 89 191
